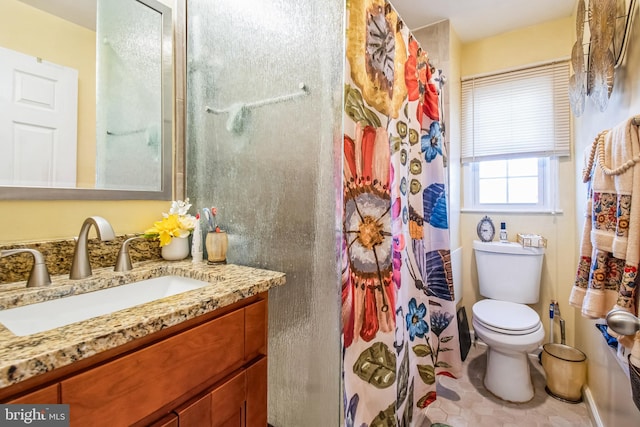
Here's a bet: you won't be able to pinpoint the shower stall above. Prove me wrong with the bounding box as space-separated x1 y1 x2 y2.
185 0 345 425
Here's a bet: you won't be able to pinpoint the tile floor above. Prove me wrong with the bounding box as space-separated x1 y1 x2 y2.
425 343 594 427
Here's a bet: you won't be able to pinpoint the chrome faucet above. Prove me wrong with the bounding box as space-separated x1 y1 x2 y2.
0 248 52 287
70 216 116 280
114 236 145 272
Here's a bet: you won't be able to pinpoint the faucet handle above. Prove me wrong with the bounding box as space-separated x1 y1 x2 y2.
114 236 145 272
0 249 52 288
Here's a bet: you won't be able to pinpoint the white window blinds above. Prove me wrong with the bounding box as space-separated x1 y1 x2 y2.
461 61 570 163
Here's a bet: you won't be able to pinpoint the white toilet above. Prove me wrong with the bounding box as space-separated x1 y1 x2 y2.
472 240 545 402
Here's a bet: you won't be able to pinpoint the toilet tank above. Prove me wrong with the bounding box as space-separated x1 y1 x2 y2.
473 240 545 304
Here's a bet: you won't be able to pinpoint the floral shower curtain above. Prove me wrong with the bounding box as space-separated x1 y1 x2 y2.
341 0 461 425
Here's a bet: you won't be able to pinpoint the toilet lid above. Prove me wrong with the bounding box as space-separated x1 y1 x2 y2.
473 300 541 335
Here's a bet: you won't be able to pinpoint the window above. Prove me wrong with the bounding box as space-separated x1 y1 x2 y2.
461 61 569 212
465 156 556 211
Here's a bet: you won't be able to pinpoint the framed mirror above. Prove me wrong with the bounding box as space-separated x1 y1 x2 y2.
0 0 174 200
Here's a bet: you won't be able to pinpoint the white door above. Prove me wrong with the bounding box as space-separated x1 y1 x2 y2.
0 46 78 187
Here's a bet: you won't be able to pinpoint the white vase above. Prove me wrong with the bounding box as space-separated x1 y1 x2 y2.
161 236 190 260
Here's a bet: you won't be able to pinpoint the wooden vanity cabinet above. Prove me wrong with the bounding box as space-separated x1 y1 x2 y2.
7 383 59 404
2 294 268 427
148 414 178 427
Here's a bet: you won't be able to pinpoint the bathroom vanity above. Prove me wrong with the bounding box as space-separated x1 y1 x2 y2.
0 261 285 426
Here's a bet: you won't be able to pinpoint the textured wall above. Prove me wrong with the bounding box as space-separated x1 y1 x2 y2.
185 1 344 425
572 3 640 425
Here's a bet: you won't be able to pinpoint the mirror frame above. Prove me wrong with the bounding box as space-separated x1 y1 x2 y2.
0 0 179 201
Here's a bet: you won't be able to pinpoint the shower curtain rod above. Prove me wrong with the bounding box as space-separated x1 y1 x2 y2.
205 82 309 115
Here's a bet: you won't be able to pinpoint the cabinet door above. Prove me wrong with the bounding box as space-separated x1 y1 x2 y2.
7 383 59 404
148 413 179 427
175 392 211 426
245 357 267 427
176 370 245 427
210 370 246 427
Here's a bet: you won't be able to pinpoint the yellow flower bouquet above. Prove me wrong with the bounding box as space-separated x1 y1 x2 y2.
144 199 196 246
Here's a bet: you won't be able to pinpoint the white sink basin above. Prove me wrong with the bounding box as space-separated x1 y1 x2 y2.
0 276 210 336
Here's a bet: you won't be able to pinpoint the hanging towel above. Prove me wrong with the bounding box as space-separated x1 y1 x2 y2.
569 143 601 314
569 118 640 321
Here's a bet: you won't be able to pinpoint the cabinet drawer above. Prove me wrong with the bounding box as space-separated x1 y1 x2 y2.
61 309 245 426
7 383 59 404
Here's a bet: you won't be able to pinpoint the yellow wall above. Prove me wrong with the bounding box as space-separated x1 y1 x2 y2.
459 16 577 345
0 0 174 244
461 17 574 76
0 200 169 243
1 0 97 186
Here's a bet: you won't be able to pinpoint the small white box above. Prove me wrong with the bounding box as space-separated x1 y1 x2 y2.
517 233 547 248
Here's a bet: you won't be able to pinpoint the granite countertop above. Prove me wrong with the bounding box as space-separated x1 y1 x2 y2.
0 260 285 390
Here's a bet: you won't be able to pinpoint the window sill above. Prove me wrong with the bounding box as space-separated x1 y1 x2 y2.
461 208 564 215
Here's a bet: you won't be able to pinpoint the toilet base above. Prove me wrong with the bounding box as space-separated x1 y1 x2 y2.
484 346 534 402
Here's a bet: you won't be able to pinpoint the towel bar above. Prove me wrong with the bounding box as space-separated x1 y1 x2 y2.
204 82 309 134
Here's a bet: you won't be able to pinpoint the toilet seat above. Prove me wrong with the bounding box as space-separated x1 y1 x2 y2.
473 299 541 336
